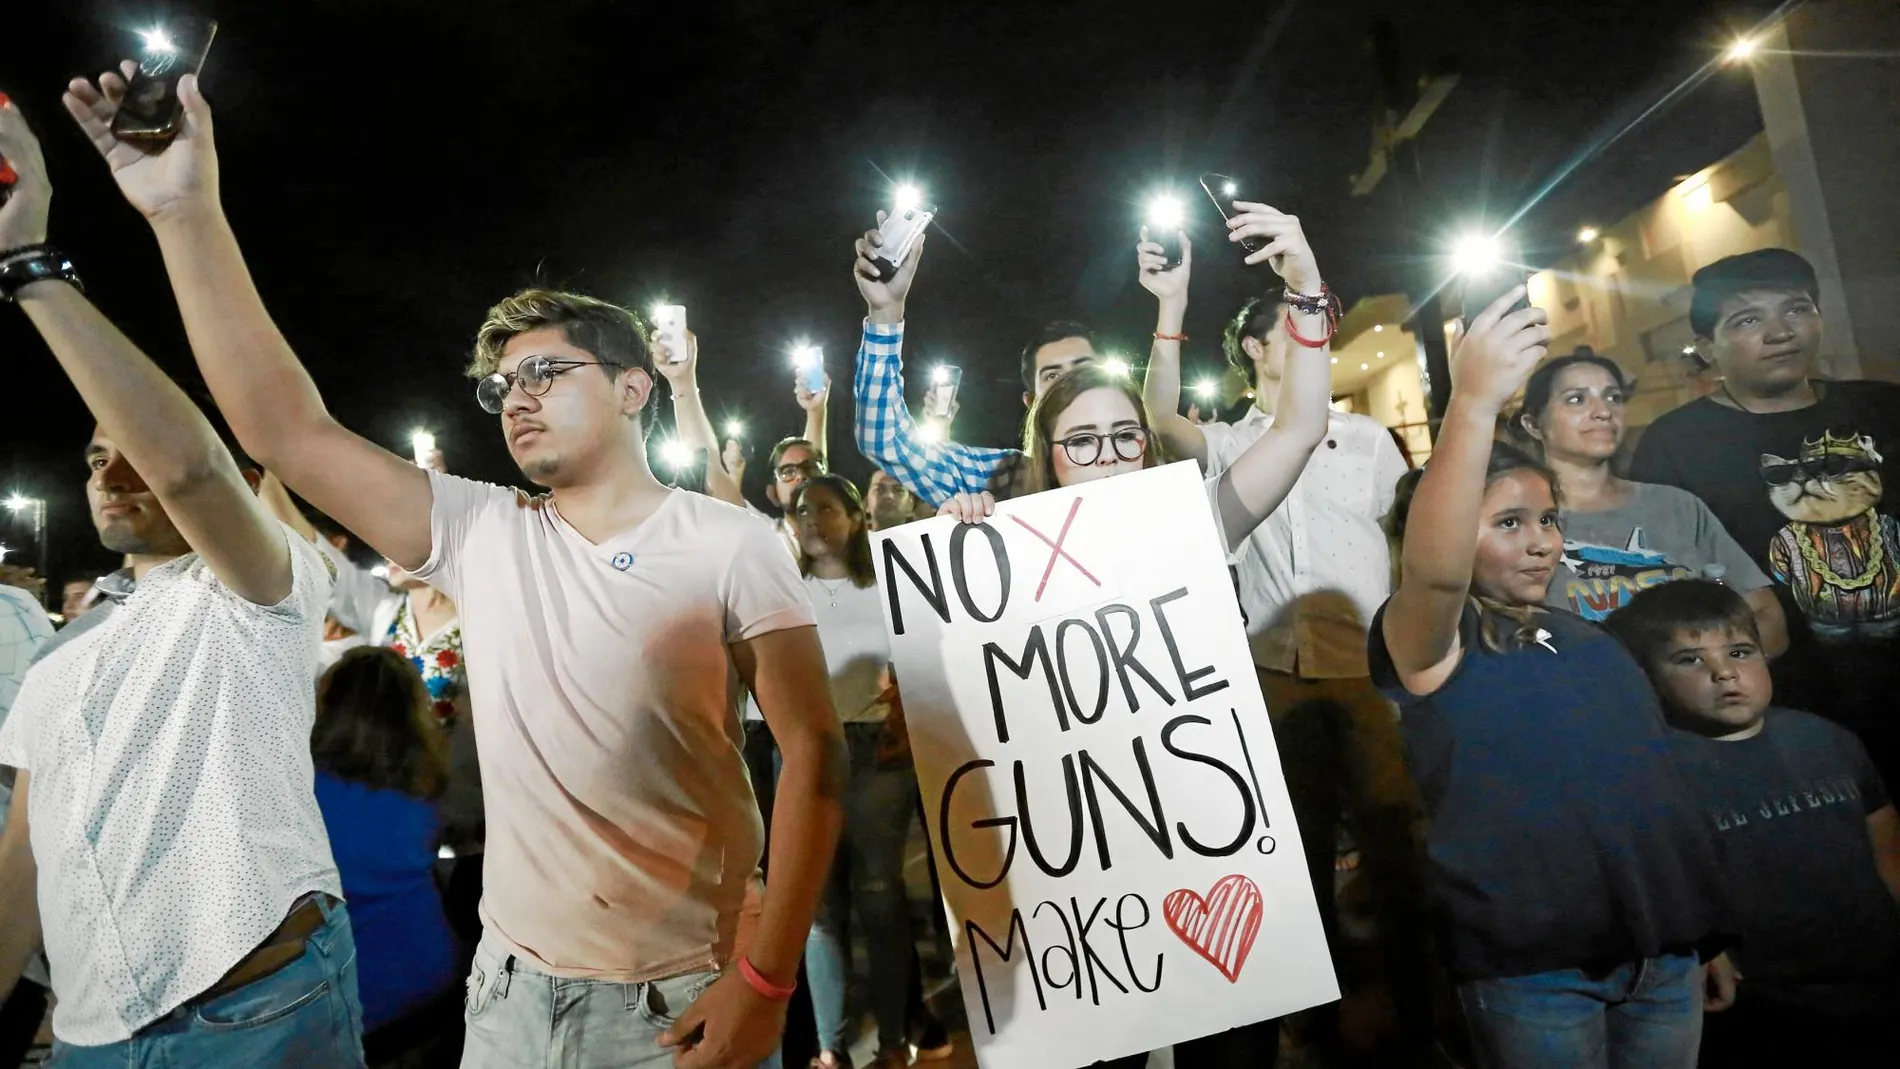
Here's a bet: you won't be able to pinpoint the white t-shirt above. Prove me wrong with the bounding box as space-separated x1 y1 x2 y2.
806 575 892 724
414 473 813 980
0 529 341 1044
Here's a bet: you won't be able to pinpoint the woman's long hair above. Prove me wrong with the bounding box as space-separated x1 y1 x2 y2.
1389 440 1559 653
311 646 450 799
789 474 876 587
1020 363 1166 495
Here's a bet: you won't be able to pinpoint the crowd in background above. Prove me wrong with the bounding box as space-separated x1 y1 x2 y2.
0 42 1897 1069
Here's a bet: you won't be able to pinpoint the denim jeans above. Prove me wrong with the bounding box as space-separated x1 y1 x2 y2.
804 724 916 1055
50 896 364 1069
460 929 722 1068
1457 953 1703 1069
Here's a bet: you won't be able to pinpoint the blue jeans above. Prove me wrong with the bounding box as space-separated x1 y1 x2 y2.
1457 953 1704 1069
460 930 722 1068
804 725 916 1055
51 896 364 1069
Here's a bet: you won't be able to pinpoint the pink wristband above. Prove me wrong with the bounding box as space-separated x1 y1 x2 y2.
736 956 796 1001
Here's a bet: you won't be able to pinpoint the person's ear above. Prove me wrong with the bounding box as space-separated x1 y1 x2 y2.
766 483 781 507
1690 337 1716 372
619 367 655 416
1518 412 1545 443
1240 335 1266 363
1022 389 1034 409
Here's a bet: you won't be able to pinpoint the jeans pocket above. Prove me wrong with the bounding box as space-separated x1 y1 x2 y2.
634 970 720 1030
193 949 332 1032
464 961 492 1020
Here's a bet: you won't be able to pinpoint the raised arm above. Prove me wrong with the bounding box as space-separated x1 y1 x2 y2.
654 331 745 507
1380 289 1550 687
0 99 289 604
1137 228 1208 466
1211 206 1332 551
63 68 433 571
796 373 830 469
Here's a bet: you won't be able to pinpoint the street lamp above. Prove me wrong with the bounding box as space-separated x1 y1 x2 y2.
4 494 47 605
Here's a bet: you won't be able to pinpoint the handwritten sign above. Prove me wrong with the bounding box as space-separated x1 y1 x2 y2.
873 462 1338 1069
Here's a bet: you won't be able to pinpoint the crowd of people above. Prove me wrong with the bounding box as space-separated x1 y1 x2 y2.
0 49 1896 1069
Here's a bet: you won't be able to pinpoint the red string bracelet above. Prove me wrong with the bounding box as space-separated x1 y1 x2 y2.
1285 308 1337 348
1153 331 1189 342
1283 284 1341 349
736 956 796 1001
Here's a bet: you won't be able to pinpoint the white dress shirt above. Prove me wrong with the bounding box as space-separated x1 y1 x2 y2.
1204 407 1409 678
0 529 343 1044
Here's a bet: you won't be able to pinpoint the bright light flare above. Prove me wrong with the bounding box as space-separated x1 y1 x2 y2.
791 344 821 369
1144 193 1185 232
917 422 945 445
723 419 745 437
659 439 694 469
1725 37 1758 62
369 564 389 580
893 184 924 213
1191 379 1218 401
1220 181 1237 197
1576 226 1600 244
410 430 435 454
1101 357 1131 379
3 495 31 512
1450 233 1502 276
140 28 176 53
931 365 951 385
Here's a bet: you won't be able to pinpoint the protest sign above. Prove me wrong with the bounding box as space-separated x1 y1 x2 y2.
873 461 1338 1069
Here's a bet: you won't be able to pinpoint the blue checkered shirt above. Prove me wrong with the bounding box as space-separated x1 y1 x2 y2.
853 319 1024 509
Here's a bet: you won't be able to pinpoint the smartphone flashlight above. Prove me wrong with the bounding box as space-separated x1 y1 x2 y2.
792 345 826 395
1144 193 1185 270
1197 173 1264 255
724 419 745 438
872 186 936 282
924 365 962 421
410 430 435 468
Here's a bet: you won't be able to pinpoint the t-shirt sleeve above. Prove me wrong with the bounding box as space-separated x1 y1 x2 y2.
722 513 817 642
1199 421 1238 479
413 470 516 605
1367 598 1482 709
233 523 334 626
317 537 390 636
1688 492 1772 592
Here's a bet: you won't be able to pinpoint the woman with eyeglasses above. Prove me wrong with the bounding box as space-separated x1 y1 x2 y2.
785 473 916 1069
1511 349 1787 655
939 206 1335 1068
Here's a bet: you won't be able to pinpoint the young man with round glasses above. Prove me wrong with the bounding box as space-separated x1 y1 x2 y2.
58 68 845 1069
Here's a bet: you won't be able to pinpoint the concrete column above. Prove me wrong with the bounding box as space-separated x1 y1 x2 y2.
1751 1 1900 381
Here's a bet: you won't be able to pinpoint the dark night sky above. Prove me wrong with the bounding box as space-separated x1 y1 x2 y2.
1 0 1777 584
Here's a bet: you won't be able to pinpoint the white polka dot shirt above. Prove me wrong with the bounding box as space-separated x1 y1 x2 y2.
0 527 342 1045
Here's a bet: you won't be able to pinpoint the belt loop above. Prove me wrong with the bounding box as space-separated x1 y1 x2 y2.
498 954 514 998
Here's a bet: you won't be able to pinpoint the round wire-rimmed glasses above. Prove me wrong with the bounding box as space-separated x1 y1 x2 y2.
476 356 624 414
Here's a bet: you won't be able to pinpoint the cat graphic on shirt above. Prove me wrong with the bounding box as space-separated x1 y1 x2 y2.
1762 431 1900 641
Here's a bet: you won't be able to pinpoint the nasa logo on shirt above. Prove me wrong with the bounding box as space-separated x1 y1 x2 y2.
611 552 635 571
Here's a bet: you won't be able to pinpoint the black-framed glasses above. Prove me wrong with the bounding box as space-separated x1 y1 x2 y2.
476 356 624 414
1760 454 1879 487
775 459 826 481
1054 428 1147 466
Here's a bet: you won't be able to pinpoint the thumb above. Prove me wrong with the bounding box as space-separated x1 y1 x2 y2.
656 1002 706 1048
178 74 214 137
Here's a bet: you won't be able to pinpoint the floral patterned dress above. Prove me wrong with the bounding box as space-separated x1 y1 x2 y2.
384 596 464 726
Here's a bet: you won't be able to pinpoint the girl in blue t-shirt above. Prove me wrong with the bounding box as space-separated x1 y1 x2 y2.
1373 288 1727 1068
311 646 462 1047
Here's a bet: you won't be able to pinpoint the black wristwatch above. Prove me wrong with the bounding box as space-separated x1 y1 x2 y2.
0 245 83 301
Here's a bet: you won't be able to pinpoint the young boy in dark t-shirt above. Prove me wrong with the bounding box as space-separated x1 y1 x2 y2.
1610 580 1900 1066
1627 249 1900 791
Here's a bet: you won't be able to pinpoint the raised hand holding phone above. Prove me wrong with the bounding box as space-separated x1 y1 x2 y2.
110 20 219 145
62 61 217 222
854 214 925 323
1226 202 1320 290
870 185 934 282
1136 225 1192 305
651 304 689 365
923 364 962 421
1199 173 1266 255
791 345 827 399
1449 286 1551 414
0 95 51 250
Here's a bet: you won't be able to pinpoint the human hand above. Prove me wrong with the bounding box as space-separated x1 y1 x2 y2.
63 64 218 222
937 490 995 524
652 329 699 383
721 439 745 478
1226 202 1320 292
0 94 51 250
1448 287 1550 413
794 372 829 411
854 212 924 319
1703 953 1740 1013
0 564 46 604
657 970 788 1068
1136 227 1191 305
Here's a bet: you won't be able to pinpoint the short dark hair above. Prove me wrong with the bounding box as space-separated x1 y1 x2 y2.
1689 248 1820 339
788 474 876 587
1513 347 1631 442
311 646 450 800
768 437 820 472
469 288 653 379
1605 579 1761 670
1019 320 1095 390
1222 296 1287 385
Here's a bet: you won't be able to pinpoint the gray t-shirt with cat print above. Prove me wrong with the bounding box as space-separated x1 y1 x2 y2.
1545 481 1770 621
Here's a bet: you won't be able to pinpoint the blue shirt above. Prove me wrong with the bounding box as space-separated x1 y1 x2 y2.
852 319 1021 508
1368 601 1727 981
313 771 458 1032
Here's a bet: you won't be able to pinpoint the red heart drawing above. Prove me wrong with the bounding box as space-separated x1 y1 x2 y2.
1162 874 1264 983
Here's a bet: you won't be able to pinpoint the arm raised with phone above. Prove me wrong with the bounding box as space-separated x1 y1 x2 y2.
653 326 746 508
62 67 434 571
1137 225 1209 467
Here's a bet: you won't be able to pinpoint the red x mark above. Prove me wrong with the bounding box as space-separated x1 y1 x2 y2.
1012 498 1101 601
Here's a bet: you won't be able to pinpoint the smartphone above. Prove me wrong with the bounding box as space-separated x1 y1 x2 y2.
111 19 219 144
1198 172 1265 255
1460 266 1534 322
871 200 935 282
652 304 688 364
793 347 827 395
924 365 962 421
